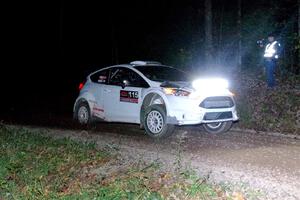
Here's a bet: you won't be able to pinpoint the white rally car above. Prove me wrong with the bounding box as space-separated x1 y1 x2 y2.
74 61 238 137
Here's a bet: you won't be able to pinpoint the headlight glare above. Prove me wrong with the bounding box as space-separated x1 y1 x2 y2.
192 78 229 90
163 88 190 96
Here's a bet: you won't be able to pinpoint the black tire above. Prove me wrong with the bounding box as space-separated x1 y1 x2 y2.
143 104 175 138
202 121 232 134
75 101 94 125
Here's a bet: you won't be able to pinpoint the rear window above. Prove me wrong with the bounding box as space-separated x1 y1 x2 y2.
90 69 108 84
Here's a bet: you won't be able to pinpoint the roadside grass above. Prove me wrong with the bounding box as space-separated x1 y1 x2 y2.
0 125 109 199
0 125 250 199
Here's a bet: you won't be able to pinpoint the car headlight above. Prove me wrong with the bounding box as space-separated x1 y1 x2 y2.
163 88 191 96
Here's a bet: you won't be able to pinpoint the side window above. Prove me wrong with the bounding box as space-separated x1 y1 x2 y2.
90 69 108 84
109 68 123 85
108 67 149 88
127 69 149 88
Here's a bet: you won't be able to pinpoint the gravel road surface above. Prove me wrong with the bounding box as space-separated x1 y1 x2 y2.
10 123 300 200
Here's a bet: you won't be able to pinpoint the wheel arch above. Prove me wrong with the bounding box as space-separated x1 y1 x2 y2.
140 91 169 125
73 93 96 119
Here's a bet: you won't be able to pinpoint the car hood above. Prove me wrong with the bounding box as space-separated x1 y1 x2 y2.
149 80 232 97
159 81 194 91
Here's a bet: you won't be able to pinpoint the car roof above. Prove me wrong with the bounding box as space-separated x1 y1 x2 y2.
129 61 162 65
88 61 175 78
95 62 167 71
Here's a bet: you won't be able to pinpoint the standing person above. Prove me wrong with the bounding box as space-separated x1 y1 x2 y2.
263 33 281 88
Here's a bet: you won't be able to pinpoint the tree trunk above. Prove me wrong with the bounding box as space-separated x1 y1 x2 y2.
111 21 119 64
204 0 213 68
218 2 224 65
59 0 64 56
237 0 242 71
299 0 300 36
298 0 300 73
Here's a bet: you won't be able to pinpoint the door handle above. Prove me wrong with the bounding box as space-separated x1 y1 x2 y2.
104 88 111 93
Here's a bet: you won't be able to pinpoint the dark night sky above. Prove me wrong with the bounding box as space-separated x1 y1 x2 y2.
4 1 200 94
2 0 288 114
5 0 240 74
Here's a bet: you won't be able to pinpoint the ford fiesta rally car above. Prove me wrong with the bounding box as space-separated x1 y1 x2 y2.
74 61 238 138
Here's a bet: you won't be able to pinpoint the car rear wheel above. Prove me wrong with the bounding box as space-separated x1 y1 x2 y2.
203 121 232 134
144 105 174 138
75 101 93 125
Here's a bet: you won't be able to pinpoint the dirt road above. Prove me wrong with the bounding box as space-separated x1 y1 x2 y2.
12 123 300 200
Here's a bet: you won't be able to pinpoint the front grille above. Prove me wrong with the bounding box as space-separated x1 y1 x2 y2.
200 96 234 109
203 112 233 120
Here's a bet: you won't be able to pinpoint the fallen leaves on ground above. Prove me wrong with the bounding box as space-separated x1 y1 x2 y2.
232 72 300 134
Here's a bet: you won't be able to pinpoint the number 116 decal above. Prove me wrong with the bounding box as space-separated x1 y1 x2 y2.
120 90 139 103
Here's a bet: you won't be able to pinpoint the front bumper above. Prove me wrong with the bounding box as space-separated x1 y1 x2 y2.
166 95 239 125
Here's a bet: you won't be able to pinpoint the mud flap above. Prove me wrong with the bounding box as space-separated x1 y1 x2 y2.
167 116 178 124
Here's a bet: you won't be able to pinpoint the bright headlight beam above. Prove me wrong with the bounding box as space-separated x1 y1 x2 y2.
192 78 229 90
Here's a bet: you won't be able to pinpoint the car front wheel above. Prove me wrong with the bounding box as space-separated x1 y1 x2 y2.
202 121 232 134
144 105 175 138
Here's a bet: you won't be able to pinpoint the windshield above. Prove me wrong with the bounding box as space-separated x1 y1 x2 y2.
134 66 191 82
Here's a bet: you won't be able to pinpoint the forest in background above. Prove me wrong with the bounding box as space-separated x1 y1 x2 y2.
132 0 300 75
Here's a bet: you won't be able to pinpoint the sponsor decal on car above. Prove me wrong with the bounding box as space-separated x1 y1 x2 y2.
93 107 104 112
98 75 107 83
120 90 139 103
92 106 104 117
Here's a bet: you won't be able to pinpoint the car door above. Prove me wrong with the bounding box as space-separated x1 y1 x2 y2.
89 69 109 119
103 67 149 123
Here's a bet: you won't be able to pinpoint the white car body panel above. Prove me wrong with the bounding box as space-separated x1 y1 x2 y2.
103 85 143 123
74 63 238 126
